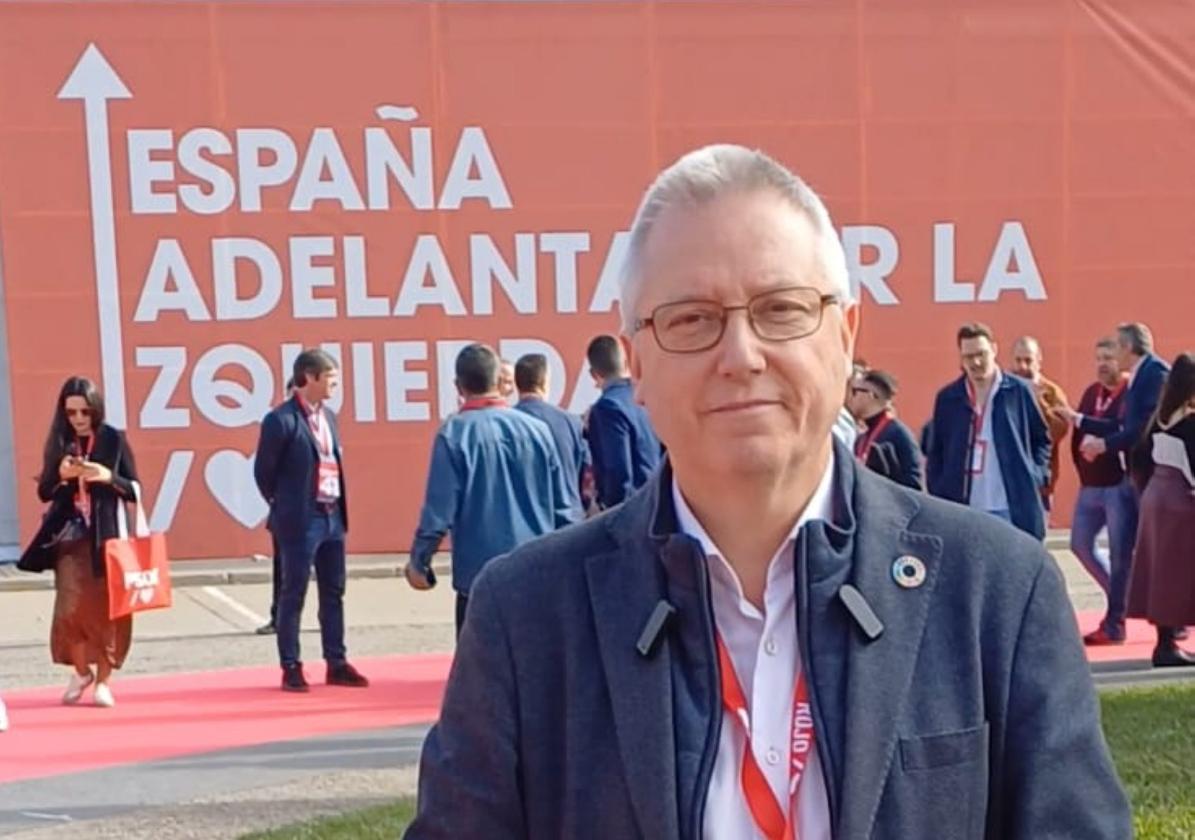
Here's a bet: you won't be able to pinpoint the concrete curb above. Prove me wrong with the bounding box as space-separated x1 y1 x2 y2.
0 555 451 593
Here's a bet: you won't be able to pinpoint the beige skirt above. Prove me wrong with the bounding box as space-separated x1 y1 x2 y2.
50 541 132 669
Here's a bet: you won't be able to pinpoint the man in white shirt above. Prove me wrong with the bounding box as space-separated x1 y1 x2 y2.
406 144 1129 840
925 323 1051 539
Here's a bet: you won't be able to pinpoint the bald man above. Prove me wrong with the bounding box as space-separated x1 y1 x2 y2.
1010 336 1069 513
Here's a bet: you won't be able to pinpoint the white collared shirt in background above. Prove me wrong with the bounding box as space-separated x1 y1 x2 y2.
968 370 1010 514
674 453 835 840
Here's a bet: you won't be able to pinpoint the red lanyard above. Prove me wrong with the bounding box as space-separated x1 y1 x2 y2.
460 396 508 412
74 435 95 523
854 411 893 463
715 634 816 840
965 378 991 440
1094 381 1125 417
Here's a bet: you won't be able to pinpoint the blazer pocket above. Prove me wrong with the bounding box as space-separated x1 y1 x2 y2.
900 723 989 771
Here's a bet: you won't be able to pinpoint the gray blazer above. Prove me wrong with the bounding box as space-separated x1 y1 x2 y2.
406 445 1130 840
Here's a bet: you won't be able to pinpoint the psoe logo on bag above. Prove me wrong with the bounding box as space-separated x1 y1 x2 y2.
124 568 161 606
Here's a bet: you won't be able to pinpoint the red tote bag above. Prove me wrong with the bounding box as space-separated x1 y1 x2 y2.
105 482 173 619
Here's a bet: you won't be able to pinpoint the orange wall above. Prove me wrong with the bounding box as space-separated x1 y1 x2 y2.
1 1 1192 557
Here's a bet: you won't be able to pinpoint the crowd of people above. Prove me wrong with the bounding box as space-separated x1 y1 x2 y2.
839 323 1195 667
4 142 1191 839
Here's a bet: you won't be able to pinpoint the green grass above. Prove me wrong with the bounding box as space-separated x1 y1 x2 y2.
239 800 416 840
1102 683 1195 839
242 683 1195 839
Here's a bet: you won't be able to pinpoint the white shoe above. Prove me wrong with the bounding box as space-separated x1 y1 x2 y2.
0 697 8 732
63 671 95 705
93 682 115 708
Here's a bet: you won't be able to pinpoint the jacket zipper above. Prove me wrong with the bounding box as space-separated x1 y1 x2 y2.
689 543 723 840
796 528 840 834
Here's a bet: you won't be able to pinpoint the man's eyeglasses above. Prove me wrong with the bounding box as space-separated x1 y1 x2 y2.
632 286 840 354
850 387 875 398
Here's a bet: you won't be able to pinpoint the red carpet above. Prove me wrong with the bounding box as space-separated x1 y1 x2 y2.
1075 612 1186 663
0 653 450 784
0 615 1177 786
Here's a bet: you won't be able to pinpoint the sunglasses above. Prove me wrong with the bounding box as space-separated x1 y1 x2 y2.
65 408 93 418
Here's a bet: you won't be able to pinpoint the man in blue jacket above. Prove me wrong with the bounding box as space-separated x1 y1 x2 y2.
254 350 369 692
584 334 661 508
404 344 576 635
513 353 591 520
405 144 1128 840
1057 321 1170 644
926 323 1051 539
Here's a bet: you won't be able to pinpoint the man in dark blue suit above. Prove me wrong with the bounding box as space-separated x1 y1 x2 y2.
584 335 661 509
406 145 1127 840
926 323 1051 539
254 350 368 692
1057 321 1170 644
513 353 591 519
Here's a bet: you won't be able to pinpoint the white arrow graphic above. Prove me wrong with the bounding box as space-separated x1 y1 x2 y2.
58 44 132 429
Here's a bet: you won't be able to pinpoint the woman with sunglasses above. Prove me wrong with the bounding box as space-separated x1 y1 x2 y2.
18 376 140 706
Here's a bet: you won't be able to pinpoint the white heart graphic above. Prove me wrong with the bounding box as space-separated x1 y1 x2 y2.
205 450 269 529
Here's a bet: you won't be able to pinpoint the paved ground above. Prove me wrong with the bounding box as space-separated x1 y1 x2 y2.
0 539 1187 838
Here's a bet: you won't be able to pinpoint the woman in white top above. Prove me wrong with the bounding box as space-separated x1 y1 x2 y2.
1129 352 1195 667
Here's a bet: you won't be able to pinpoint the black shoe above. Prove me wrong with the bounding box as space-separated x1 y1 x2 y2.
281 664 310 692
255 621 276 636
1151 647 1195 668
1175 627 1190 641
326 662 370 688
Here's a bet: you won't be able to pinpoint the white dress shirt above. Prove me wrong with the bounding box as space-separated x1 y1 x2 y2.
673 456 835 840
967 370 1010 513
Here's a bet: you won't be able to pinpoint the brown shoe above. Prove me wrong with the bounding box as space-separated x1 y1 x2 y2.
326 662 369 688
1083 627 1125 646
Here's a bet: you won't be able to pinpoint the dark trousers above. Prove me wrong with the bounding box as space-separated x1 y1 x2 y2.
276 508 347 668
1101 478 1139 635
455 593 469 639
269 532 281 624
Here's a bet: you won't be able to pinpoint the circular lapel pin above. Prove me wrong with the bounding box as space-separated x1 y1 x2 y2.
892 555 927 589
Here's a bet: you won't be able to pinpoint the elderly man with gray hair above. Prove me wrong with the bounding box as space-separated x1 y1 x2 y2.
405 145 1129 840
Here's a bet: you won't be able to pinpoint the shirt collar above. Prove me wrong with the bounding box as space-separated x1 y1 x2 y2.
296 394 322 417
602 377 631 393
671 449 837 571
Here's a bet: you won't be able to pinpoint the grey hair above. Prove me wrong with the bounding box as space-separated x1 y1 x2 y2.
618 144 852 333
1116 322 1153 356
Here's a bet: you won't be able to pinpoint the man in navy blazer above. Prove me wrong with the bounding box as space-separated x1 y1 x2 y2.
1057 322 1170 644
513 352 591 519
585 334 662 508
254 349 368 692
406 145 1128 839
926 323 1051 539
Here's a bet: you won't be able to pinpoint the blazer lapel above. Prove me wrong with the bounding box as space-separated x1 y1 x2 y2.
837 476 944 839
586 488 681 840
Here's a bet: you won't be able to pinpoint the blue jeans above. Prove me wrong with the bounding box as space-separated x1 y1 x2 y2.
1100 480 1139 635
276 508 347 668
1070 481 1137 635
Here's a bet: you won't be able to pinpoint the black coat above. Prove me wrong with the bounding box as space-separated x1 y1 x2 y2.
18 424 140 577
